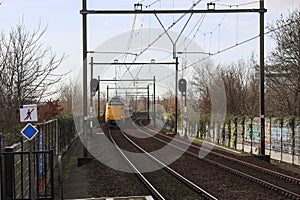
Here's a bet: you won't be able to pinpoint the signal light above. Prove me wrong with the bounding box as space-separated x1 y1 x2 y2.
90 79 99 96
178 78 187 93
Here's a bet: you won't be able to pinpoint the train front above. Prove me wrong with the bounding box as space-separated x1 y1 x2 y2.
105 96 125 128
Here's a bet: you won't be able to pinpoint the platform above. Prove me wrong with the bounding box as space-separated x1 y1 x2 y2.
66 196 154 200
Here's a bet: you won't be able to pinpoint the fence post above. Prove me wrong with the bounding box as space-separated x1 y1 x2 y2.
56 119 59 155
291 118 295 165
222 124 225 145
280 119 283 162
227 120 231 147
250 118 253 154
241 117 245 152
4 146 15 199
58 155 63 200
50 150 55 199
234 118 238 150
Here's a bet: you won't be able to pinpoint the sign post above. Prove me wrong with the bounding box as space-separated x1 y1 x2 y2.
20 123 38 199
20 104 38 200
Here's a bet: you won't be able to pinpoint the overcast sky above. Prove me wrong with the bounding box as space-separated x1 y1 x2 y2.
0 0 299 85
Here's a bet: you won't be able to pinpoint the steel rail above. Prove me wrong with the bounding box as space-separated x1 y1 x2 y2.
132 120 300 199
108 129 165 200
146 125 300 185
120 130 218 200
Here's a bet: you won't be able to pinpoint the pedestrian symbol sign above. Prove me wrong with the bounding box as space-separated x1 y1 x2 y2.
21 123 39 140
20 104 38 122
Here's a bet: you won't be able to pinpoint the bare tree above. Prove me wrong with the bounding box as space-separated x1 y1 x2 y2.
0 22 65 134
59 80 80 114
220 59 258 116
190 60 214 114
190 57 258 116
160 89 176 114
266 10 300 116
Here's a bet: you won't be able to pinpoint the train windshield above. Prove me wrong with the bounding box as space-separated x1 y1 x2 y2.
107 97 124 106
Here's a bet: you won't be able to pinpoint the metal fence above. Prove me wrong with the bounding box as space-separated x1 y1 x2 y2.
0 117 76 200
1 147 54 200
181 116 300 166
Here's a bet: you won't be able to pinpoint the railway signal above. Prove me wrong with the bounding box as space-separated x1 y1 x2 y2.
179 78 187 95
179 78 188 138
90 78 99 96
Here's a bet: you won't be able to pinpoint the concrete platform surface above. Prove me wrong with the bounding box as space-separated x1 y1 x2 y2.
66 196 154 200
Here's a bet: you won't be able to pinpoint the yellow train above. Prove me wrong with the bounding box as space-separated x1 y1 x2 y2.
105 96 132 128
105 96 124 128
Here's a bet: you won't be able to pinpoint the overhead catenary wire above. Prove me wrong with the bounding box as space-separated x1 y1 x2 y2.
122 0 203 67
131 10 194 86
201 14 226 36
215 1 259 8
218 23 221 52
156 17 300 84
138 0 203 57
101 0 300 98
121 14 138 80
178 14 207 52
101 0 273 91
119 0 203 88
201 14 226 52
145 0 161 8
105 4 206 85
99 14 138 80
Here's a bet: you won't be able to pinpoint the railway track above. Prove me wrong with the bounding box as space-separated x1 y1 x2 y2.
131 118 300 200
108 128 217 200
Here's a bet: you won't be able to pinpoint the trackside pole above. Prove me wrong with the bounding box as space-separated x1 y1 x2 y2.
153 76 156 127
175 57 178 134
90 57 94 137
259 0 266 155
184 93 188 139
82 0 88 158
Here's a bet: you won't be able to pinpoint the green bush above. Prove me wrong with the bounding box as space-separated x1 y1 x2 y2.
56 113 76 152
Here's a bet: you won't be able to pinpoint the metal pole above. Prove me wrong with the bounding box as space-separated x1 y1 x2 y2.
175 57 178 134
136 95 138 111
181 92 184 134
98 76 100 120
153 76 156 127
107 85 109 101
147 85 150 120
184 92 187 139
30 140 36 200
82 0 88 157
260 0 266 155
81 8 267 15
90 57 94 136
20 137 24 199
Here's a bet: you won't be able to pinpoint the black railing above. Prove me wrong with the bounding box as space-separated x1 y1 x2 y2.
0 117 76 200
1 150 54 200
